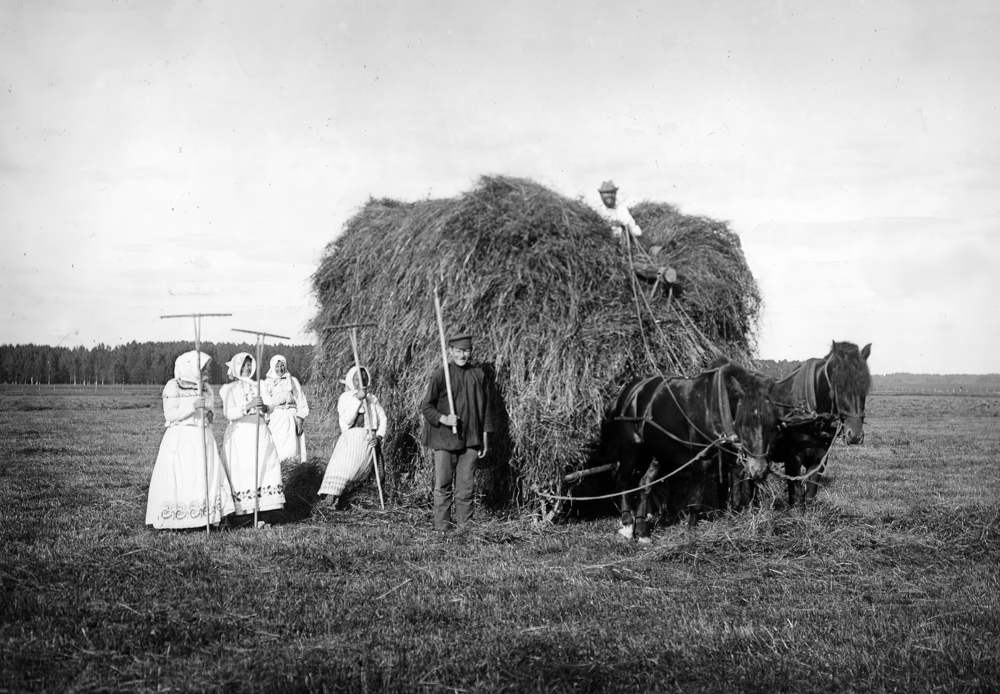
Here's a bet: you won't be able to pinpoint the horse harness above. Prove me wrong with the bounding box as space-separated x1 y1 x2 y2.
774 356 863 432
615 368 739 450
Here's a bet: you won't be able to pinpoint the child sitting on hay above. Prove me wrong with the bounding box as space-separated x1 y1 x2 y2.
317 365 387 509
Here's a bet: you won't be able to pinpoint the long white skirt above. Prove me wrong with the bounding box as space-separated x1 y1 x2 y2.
268 407 307 462
318 428 374 497
223 416 286 515
146 425 236 529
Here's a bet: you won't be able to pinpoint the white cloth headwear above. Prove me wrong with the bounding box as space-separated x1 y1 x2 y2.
340 365 370 392
266 354 288 381
226 352 256 381
174 351 211 384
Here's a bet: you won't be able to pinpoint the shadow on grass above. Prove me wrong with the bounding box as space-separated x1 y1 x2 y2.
269 458 327 524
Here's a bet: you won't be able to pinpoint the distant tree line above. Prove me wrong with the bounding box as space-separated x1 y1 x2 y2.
0 342 315 385
752 359 803 379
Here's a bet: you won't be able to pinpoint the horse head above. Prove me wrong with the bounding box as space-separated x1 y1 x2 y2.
824 341 872 444
720 363 778 480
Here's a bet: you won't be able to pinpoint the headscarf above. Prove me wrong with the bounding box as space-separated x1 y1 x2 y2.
340 365 370 393
226 352 256 381
266 354 288 381
174 351 211 385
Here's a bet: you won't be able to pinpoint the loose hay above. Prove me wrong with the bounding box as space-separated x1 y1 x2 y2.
310 176 760 506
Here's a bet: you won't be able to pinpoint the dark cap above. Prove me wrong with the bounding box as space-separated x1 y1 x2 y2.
447 333 473 349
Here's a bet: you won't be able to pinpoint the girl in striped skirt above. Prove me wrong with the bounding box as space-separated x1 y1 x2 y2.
317 365 387 508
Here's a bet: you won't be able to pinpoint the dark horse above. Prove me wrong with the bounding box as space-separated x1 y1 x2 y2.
769 341 872 505
603 362 778 540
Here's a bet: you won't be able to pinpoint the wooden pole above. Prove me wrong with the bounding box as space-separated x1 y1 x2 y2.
194 317 210 536
253 335 263 528
432 285 458 435
231 327 291 529
349 328 385 510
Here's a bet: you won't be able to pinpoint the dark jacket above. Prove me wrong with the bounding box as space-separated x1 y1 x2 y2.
420 362 496 451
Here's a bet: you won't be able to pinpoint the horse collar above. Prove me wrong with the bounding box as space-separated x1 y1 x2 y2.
713 368 736 438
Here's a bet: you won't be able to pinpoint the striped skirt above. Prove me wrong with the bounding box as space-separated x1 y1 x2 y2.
318 428 374 497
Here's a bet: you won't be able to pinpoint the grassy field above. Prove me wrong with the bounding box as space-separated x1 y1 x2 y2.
1 382 998 693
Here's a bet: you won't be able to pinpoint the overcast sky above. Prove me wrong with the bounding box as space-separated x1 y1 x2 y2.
2 0 998 374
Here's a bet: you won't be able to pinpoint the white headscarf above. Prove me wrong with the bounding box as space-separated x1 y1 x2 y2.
174 351 211 385
226 352 256 381
340 365 370 393
266 354 288 381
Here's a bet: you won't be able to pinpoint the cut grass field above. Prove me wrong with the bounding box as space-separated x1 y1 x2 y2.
1 383 998 692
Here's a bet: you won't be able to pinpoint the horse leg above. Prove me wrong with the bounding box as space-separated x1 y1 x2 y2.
634 457 660 542
803 448 824 503
615 442 640 540
784 457 802 507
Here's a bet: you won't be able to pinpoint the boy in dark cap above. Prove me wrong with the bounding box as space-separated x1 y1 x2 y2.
420 332 495 531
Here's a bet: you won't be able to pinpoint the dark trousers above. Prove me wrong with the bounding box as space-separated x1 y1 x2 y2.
433 448 478 530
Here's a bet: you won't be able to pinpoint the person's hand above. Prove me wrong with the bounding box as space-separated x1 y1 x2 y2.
355 388 368 401
440 413 459 428
191 396 207 410
249 396 266 413
478 433 489 459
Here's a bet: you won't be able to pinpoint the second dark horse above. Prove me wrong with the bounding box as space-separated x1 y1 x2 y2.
770 341 872 505
604 362 778 541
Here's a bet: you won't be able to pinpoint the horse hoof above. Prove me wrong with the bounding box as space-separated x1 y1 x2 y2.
617 524 634 540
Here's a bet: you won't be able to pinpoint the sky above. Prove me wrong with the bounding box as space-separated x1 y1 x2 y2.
2 0 998 374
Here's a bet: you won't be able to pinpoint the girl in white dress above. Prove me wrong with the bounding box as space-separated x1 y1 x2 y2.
219 352 286 516
262 354 309 462
145 351 235 529
317 365 388 506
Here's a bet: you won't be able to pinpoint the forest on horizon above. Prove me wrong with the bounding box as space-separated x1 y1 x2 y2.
0 342 315 386
2 343 997 391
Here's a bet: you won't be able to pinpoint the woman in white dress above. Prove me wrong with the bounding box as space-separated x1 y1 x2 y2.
146 351 235 530
262 354 309 462
219 352 286 517
317 365 388 507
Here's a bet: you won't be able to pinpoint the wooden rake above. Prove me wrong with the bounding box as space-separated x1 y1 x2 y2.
324 321 385 510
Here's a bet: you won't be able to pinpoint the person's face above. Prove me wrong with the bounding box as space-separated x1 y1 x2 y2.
241 357 252 377
600 190 617 208
448 345 472 366
275 360 287 376
353 370 369 392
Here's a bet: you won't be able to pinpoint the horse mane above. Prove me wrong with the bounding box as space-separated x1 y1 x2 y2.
718 361 769 392
825 341 871 399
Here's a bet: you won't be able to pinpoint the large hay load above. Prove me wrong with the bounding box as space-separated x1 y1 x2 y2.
310 176 759 506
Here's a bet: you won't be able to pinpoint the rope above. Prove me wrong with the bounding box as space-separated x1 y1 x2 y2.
622 230 660 375
532 437 727 502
